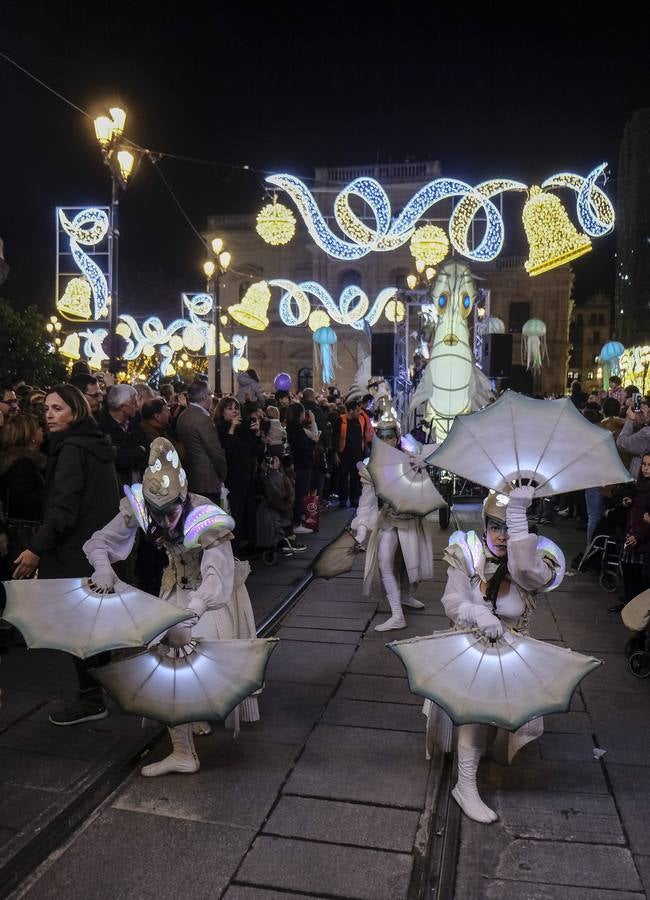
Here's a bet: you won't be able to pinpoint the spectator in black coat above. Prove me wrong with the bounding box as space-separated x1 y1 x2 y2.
13 384 121 726
285 402 318 533
99 383 149 487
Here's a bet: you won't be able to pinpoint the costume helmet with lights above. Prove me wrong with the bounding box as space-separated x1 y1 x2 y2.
142 437 188 512
374 394 401 442
482 490 510 530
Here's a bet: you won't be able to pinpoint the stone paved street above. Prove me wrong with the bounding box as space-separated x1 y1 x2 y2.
4 505 650 899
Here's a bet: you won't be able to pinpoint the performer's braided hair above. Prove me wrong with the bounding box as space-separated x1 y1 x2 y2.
483 554 509 614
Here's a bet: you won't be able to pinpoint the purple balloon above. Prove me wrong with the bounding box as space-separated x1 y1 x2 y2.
274 372 292 391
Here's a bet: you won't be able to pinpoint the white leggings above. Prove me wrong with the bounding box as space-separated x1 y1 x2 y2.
377 528 402 599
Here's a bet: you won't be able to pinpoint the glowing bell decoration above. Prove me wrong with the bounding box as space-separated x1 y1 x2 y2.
523 186 592 277
409 225 449 266
228 281 271 331
57 277 93 321
521 318 548 371
256 200 296 246
59 332 81 360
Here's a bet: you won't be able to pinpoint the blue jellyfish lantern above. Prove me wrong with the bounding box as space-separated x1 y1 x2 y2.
599 340 625 388
313 326 338 385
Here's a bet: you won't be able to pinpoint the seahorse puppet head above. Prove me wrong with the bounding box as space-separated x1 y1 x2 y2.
427 259 476 419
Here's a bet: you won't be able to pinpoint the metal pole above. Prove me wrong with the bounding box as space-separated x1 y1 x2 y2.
214 270 222 395
109 174 120 374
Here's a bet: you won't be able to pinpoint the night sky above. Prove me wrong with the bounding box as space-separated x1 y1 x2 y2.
2 9 649 316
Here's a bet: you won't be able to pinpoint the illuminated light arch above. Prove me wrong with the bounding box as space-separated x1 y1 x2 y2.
542 163 615 238
58 208 110 320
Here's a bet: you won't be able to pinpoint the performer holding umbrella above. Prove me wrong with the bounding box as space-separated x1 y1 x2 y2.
82 438 274 778
390 392 630 823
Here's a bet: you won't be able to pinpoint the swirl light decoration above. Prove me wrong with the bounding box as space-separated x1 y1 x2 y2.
267 165 614 265
269 279 399 330
58 208 110 320
256 200 296 245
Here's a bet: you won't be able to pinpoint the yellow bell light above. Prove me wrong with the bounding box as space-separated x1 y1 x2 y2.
218 251 231 271
406 274 418 290
384 299 405 323
219 333 230 354
94 116 113 147
116 150 135 184
203 260 216 279
523 186 592 277
211 237 224 256
256 199 297 246
109 107 126 136
59 332 81 360
228 281 271 331
57 277 93 320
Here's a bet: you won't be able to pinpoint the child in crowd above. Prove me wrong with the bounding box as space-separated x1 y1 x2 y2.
263 406 287 457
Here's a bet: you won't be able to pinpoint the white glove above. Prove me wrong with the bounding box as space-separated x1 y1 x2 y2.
165 617 197 648
507 485 535 510
90 563 117 592
355 525 368 546
506 485 535 541
473 606 504 640
186 594 208 617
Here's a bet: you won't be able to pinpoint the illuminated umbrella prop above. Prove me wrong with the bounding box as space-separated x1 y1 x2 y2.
367 436 446 516
2 577 190 659
311 528 363 579
429 389 631 497
388 629 601 731
92 638 278 726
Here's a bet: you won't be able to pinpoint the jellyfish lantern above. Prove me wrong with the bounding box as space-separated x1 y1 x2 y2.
313 326 338 385
599 340 625 389
479 316 506 335
521 318 548 371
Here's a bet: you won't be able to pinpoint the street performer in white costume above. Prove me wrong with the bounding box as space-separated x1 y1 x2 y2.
351 413 436 632
83 437 259 777
424 485 565 823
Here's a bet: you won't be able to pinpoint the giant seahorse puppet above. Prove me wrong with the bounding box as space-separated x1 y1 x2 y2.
409 259 493 440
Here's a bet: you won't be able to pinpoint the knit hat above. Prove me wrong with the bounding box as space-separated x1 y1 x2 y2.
142 437 188 511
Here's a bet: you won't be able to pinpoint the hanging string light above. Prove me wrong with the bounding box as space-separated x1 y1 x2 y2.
256 197 297 246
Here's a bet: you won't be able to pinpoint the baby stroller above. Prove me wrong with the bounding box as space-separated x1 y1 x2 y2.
625 632 650 678
576 533 622 593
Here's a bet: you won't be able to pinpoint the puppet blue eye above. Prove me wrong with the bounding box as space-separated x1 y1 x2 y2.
438 294 447 308
463 295 471 309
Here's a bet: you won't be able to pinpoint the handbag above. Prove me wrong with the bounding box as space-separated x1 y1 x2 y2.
302 491 320 532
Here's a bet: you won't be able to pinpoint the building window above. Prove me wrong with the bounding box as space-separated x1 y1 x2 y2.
593 331 600 345
598 314 606 325
297 367 313 390
337 269 362 291
509 302 530 333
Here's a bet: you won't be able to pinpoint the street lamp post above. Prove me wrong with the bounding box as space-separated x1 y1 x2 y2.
94 107 137 375
204 237 231 395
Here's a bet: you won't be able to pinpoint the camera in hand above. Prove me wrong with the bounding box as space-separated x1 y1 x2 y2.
634 394 642 412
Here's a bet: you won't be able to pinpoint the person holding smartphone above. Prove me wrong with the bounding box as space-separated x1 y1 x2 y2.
617 395 650 478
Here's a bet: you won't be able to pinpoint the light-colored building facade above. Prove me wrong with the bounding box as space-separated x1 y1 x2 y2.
568 293 612 390
206 162 573 397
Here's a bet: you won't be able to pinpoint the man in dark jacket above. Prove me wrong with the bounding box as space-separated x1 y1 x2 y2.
176 382 227 502
98 383 149 488
335 400 367 508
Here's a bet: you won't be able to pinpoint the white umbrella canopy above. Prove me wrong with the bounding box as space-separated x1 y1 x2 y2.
428 390 631 497
92 638 278 726
2 578 190 659
388 628 601 731
366 437 446 516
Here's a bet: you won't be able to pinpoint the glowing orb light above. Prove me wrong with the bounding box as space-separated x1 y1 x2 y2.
256 201 296 246
308 309 331 332
384 299 405 323
409 225 449 266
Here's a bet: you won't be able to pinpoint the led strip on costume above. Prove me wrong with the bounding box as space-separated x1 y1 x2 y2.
124 483 151 532
184 504 235 549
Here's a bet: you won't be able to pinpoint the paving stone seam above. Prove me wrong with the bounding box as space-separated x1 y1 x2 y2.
280 789 424 813
259 828 417 855
228 879 348 900
316 720 424 736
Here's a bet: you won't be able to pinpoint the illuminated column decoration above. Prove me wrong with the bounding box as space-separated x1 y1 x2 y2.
231 334 249 372
523 187 591 276
57 208 110 320
542 163 615 237
256 199 296 245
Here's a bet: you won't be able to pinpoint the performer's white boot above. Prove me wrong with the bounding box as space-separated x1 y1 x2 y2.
401 592 424 609
141 724 200 777
452 726 498 823
375 591 406 632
